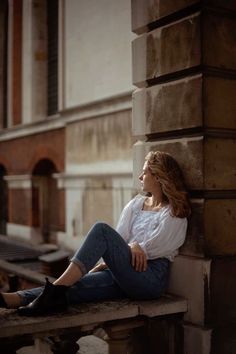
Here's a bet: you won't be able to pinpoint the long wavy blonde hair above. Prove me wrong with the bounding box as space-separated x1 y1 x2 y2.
145 151 191 218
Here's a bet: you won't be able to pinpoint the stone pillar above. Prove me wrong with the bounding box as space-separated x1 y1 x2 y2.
22 0 48 124
11 0 23 126
131 1 236 353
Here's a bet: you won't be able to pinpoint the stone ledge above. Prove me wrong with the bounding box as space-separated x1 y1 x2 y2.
0 259 55 286
0 295 187 339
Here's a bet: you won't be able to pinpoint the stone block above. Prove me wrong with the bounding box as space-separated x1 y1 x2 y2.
133 137 204 190
183 324 212 354
211 324 236 354
132 11 236 87
133 137 236 190
132 75 236 136
131 0 236 34
204 199 236 256
180 199 205 257
203 11 236 71
206 0 236 11
132 13 201 87
139 316 185 354
183 323 236 354
204 137 236 190
208 259 236 325
169 256 236 327
203 76 236 130
168 255 211 325
132 75 202 136
180 199 236 257
131 0 198 34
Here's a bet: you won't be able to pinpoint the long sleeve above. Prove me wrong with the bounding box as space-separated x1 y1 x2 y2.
116 196 145 242
138 208 187 260
115 198 135 242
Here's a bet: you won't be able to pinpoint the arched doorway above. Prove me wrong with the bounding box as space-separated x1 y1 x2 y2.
32 159 59 243
0 165 8 235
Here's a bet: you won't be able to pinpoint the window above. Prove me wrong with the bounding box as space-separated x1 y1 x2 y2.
47 0 58 116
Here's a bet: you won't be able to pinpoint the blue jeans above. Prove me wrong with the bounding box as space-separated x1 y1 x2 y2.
17 222 170 306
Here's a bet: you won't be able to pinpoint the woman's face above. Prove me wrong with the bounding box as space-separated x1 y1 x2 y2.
139 162 160 193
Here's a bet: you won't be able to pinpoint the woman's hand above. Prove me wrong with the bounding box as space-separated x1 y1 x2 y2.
89 262 108 273
129 242 147 272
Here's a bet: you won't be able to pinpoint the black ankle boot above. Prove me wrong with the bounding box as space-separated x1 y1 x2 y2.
0 293 7 308
17 278 69 316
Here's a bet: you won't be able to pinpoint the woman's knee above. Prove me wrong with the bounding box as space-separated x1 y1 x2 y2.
91 222 111 235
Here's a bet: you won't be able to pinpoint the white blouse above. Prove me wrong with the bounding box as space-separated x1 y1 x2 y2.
116 195 187 261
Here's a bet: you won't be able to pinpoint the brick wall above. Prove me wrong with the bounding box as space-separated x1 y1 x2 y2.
0 129 65 174
0 128 65 236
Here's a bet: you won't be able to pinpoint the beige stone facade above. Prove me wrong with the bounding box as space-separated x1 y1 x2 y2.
0 0 135 247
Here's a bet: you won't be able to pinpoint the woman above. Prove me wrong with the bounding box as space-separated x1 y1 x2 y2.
0 151 190 316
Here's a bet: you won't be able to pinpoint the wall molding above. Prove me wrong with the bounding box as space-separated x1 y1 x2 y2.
0 92 132 142
4 174 32 189
7 223 43 243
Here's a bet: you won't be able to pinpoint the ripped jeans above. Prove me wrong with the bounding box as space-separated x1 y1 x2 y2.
17 222 170 306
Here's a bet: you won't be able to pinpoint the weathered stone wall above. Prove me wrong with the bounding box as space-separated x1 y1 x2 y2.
66 110 133 166
60 109 134 249
131 1 236 353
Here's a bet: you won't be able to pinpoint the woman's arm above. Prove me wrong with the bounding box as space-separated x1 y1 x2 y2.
116 197 140 241
129 242 147 272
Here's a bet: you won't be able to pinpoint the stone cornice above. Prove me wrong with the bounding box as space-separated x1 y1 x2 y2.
0 92 132 142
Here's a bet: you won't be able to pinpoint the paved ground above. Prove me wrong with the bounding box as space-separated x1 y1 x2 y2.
17 335 108 354
79 335 108 354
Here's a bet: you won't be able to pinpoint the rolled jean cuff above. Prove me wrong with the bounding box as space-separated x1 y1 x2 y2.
70 257 87 276
16 290 31 306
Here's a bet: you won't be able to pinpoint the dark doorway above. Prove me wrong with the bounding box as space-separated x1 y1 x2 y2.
32 159 59 243
0 165 8 235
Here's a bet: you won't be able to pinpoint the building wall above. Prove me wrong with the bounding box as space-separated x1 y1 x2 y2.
0 0 135 248
60 109 134 247
0 129 64 174
0 128 65 242
62 0 135 107
55 0 136 249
